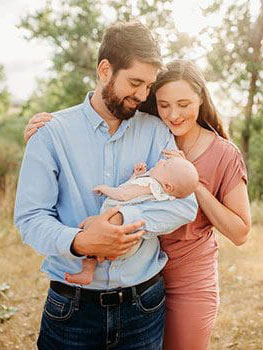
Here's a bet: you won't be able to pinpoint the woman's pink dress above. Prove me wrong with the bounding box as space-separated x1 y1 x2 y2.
161 136 247 350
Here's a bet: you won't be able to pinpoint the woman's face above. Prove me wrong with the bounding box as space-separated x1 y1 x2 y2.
155 79 201 136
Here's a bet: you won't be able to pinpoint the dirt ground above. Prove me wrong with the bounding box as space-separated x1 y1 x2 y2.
0 225 262 350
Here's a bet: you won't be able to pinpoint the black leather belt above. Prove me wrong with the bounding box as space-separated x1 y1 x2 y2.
50 272 161 307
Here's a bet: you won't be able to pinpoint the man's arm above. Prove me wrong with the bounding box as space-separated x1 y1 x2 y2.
14 129 145 259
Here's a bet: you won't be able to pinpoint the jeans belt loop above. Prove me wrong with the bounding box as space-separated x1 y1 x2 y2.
73 286 81 311
131 286 138 303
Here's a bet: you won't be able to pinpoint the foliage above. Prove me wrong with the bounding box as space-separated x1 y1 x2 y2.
0 65 10 118
19 0 104 114
0 284 18 323
199 0 263 164
250 201 263 225
230 110 263 200
19 0 196 115
0 114 25 190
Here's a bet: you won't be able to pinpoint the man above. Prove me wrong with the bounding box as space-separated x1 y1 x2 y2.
15 22 198 350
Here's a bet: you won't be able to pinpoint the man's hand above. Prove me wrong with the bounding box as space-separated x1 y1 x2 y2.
24 112 53 143
71 207 145 258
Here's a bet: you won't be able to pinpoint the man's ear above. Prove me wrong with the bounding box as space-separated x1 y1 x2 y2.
97 59 113 84
163 182 174 194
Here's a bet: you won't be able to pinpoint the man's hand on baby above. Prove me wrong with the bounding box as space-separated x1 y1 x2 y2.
162 149 186 159
134 162 147 176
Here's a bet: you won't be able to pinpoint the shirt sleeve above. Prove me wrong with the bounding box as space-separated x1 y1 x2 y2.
218 147 248 200
119 193 198 237
14 130 83 259
118 131 198 236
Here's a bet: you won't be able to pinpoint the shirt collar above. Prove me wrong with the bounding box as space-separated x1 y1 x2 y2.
82 91 105 130
82 91 132 135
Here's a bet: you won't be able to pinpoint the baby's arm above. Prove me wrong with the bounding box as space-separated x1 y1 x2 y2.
93 184 152 201
93 162 150 201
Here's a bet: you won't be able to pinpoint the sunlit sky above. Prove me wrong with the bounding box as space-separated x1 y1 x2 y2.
0 0 260 102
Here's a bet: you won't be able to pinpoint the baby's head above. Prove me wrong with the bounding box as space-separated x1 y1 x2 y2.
150 157 199 198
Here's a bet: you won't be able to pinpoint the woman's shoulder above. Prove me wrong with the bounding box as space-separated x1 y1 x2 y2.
213 135 243 158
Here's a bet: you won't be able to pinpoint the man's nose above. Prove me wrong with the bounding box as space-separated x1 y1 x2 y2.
134 86 148 102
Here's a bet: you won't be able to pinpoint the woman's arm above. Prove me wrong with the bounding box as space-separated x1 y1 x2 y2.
195 180 251 246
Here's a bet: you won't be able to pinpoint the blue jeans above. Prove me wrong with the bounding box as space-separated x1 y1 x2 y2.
37 277 165 349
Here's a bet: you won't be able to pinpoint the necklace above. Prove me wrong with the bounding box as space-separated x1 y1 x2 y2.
183 126 202 158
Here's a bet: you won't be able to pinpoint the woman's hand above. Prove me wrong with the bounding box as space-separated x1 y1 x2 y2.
24 112 53 143
162 149 186 159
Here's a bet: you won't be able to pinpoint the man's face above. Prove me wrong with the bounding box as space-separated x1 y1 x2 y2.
102 59 158 120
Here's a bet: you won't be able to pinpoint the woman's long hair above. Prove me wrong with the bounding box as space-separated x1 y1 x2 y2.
139 59 228 139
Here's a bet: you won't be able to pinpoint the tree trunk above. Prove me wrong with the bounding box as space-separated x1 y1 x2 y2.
242 7 263 167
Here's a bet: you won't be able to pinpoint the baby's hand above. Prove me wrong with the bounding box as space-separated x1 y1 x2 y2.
162 149 186 159
92 184 109 196
134 162 147 176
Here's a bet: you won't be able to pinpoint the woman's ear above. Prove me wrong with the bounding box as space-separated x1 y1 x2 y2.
97 59 113 84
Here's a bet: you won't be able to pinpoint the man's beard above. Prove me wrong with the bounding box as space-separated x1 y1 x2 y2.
102 78 141 121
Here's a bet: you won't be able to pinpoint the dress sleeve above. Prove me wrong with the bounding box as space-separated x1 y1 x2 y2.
218 147 248 200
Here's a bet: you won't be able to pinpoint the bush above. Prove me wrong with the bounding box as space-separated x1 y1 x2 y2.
251 201 263 226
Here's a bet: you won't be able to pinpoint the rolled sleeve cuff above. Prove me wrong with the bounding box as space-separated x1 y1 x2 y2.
58 227 85 259
118 205 143 226
118 206 158 240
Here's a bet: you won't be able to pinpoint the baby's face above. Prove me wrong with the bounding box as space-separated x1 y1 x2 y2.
150 158 176 185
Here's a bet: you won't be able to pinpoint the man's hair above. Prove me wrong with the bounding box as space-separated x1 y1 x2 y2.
98 21 162 74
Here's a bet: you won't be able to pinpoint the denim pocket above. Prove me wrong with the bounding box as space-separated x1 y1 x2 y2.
44 288 75 322
136 277 166 314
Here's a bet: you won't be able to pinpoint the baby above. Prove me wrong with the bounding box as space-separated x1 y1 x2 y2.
65 156 199 285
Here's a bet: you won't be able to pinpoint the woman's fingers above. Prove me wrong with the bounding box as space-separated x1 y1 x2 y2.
162 149 186 159
30 112 53 123
24 113 53 143
24 127 38 142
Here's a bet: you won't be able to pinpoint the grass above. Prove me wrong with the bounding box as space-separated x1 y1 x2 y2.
0 192 262 349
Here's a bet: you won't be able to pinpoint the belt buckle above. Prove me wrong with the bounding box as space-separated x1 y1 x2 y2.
99 289 123 307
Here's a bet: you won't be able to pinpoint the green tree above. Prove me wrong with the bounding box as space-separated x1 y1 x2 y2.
20 0 196 115
0 65 10 118
230 110 263 200
199 0 263 167
20 0 105 114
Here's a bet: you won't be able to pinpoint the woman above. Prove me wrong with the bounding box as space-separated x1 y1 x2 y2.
24 60 251 350
140 59 251 349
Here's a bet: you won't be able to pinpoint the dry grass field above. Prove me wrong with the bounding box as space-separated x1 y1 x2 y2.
0 185 262 349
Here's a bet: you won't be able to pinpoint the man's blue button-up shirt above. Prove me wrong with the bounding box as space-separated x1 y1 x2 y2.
14 92 198 289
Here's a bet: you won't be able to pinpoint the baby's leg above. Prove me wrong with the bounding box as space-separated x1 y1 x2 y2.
65 257 97 285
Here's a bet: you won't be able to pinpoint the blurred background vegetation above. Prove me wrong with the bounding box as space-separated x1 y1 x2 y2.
0 0 262 204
